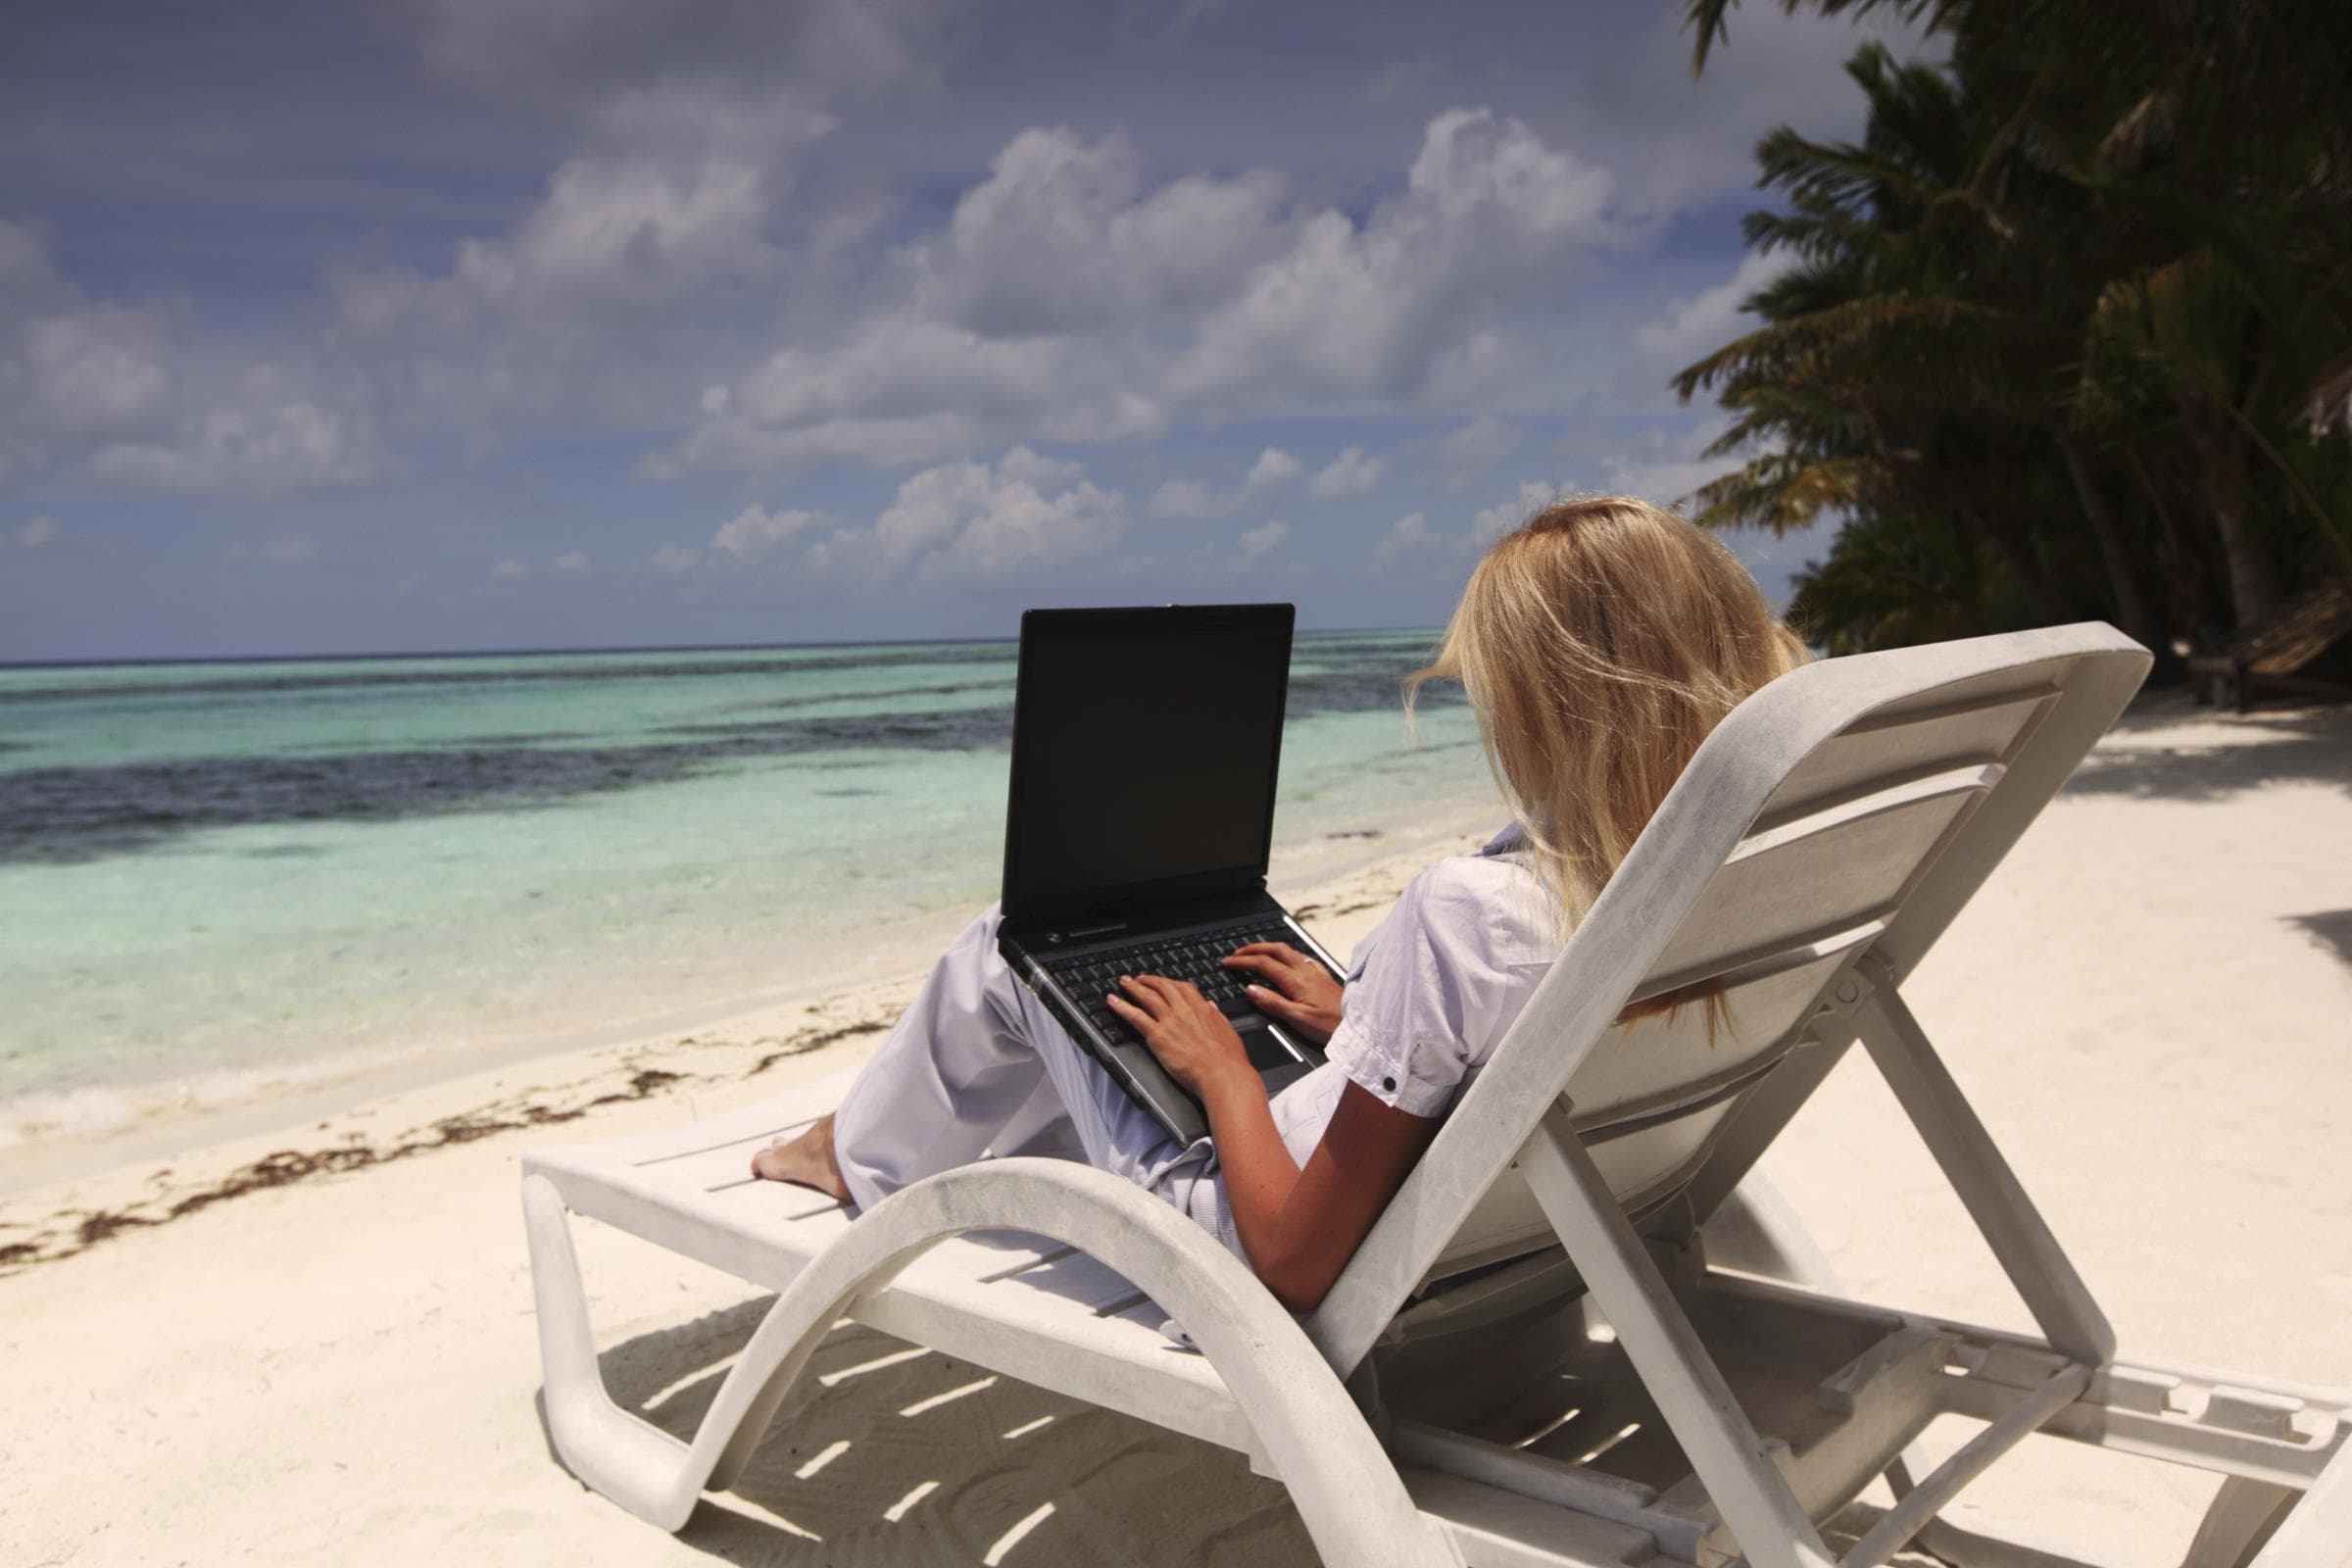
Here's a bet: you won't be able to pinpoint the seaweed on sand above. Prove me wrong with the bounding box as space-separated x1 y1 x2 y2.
1 1004 902 1273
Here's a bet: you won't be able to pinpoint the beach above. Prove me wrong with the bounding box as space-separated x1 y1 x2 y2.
0 632 1484 1177
3 693 2348 1567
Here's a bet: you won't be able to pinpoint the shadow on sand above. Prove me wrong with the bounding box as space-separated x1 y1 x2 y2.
2057 700 2352 805
535 1298 1313 1567
2286 909 2352 974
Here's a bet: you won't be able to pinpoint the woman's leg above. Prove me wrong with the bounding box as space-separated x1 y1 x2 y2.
760 906 1205 1215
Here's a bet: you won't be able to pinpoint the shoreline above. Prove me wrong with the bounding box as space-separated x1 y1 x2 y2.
0 793 1501 1200
0 797 1506 1268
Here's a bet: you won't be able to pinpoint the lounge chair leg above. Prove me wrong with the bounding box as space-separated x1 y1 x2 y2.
520 1175 705 1530
2181 1477 2296 1568
1843 963 2117 1367
1520 1106 1838 1568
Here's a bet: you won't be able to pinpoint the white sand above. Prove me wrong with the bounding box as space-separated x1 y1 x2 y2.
2 697 2346 1567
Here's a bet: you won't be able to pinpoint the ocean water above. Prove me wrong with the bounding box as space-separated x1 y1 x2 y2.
0 631 1494 1145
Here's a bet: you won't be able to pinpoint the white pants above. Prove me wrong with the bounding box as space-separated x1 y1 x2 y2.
832 906 1241 1252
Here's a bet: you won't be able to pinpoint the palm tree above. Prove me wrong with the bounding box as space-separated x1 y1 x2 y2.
1675 0 2352 655
1672 45 2113 638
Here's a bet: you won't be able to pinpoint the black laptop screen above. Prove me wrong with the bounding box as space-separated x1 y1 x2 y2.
1002 605 1293 921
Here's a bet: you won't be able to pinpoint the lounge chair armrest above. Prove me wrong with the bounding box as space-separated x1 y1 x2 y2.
528 1159 1460 1565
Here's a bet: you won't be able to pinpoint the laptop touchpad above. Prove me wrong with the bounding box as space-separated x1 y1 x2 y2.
1243 1023 1301 1072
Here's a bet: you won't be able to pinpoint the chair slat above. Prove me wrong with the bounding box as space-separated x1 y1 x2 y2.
1575 923 1879 1129
1645 765 1998 986
1754 688 2053 828
986 1250 1152 1317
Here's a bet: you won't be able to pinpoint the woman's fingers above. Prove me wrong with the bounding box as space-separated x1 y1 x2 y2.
1220 951 1290 989
1224 946 1316 994
1114 972 1194 1014
1155 974 1212 1015
1230 942 1304 972
1245 982 1305 1019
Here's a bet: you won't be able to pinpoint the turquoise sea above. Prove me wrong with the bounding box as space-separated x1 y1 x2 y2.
0 631 1493 1147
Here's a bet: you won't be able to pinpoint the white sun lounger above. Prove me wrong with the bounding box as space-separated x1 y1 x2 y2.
522 622 2352 1566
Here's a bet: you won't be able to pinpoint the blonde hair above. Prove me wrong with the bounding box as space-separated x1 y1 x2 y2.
1407 496 1807 934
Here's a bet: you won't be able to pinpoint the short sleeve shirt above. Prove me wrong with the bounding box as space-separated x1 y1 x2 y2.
1266 827 1556 1156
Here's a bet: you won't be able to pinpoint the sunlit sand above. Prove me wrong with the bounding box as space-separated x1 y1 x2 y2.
2 696 2346 1566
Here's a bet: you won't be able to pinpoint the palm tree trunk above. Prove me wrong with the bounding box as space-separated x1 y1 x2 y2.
2184 399 2284 630
2057 434 2158 646
2127 443 2229 647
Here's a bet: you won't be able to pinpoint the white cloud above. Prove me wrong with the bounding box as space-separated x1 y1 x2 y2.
808 445 1124 585
1598 423 1733 513
1237 518 1287 564
1632 250 1788 381
0 223 174 453
16 515 60 549
663 108 1630 478
273 1 960 462
710 503 819 556
0 220 386 497
87 365 388 496
997 446 1082 489
1245 446 1300 492
1434 415 1524 482
491 558 530 580
656 316 1167 475
1372 511 1436 569
329 85 831 444
647 543 703 573
1370 478 1563 572
1308 445 1384 501
911 125 1295 339
1148 445 1302 521
1169 109 1622 409
21 304 178 437
1149 478 1231 520
554 550 590 573
1472 478 1564 542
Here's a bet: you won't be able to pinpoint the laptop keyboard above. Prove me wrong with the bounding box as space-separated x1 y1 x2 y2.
1041 918 1299 1045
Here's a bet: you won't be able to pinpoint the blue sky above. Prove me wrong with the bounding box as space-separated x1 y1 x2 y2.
0 0 1925 662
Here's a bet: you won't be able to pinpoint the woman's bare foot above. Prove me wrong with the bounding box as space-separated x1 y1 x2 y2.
750 1114 851 1200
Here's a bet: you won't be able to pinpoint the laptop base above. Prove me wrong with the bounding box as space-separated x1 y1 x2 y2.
1000 891 1343 1147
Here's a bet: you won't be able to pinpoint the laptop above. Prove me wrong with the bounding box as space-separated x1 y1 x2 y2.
996 603 1346 1146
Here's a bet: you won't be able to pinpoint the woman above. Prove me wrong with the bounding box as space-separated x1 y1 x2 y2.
754 497 1806 1312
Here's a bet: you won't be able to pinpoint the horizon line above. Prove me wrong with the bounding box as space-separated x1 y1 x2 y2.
0 620 1448 674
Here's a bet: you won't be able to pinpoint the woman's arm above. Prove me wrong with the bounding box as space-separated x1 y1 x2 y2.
1108 974 1439 1313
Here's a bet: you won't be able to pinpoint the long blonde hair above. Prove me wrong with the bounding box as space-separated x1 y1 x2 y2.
1408 496 1807 932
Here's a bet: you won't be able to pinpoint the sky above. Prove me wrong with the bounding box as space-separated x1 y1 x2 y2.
0 0 1929 662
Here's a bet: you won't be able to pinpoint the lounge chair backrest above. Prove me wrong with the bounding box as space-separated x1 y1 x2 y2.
1305 624 2151 1370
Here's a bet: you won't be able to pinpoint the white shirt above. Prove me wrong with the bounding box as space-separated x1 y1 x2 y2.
1267 826 1556 1161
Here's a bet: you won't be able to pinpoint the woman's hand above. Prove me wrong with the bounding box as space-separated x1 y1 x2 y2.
1222 943 1345 1045
1106 974 1252 1099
